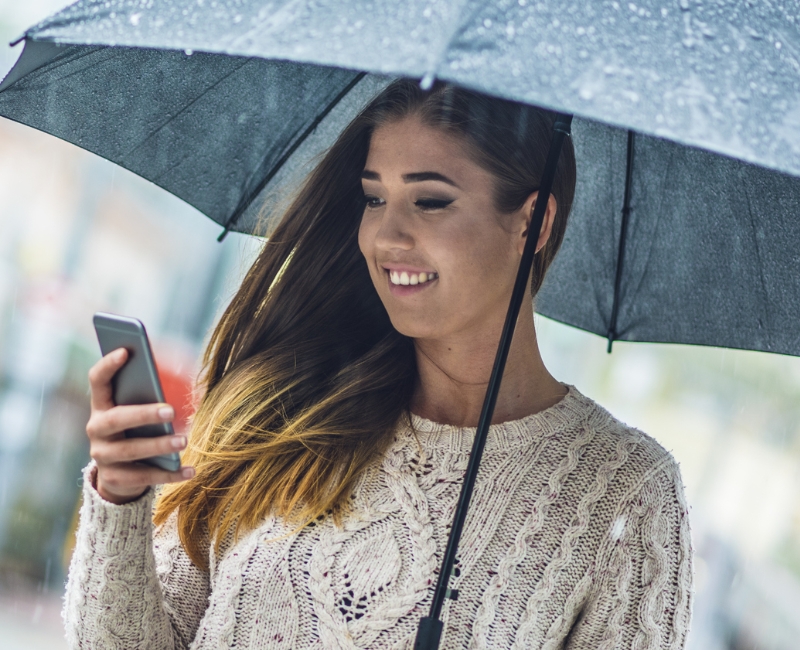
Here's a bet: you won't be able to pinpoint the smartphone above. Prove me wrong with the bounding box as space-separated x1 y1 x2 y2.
93 312 181 472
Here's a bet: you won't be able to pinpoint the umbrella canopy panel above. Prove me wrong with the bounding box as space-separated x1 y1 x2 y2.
0 41 364 231
537 119 800 357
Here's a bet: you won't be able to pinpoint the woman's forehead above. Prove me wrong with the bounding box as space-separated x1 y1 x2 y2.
365 117 486 184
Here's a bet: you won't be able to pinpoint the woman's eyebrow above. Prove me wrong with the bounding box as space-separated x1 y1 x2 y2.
360 169 461 189
403 172 460 188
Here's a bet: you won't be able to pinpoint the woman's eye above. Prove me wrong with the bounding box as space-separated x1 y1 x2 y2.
364 195 385 209
415 198 454 211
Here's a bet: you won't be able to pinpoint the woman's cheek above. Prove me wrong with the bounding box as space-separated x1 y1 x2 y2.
357 215 377 266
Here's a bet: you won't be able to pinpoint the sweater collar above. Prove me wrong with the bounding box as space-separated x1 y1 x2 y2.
401 384 588 455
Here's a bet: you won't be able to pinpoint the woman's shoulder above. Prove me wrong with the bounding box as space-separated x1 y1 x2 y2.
561 385 684 494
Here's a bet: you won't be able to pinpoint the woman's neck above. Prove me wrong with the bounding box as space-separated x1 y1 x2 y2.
409 305 567 428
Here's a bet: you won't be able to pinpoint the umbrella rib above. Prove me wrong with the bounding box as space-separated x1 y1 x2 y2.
217 71 367 241
742 186 772 339
607 130 635 353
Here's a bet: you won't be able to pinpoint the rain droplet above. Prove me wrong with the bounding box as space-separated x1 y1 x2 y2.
610 515 626 541
679 0 690 10
129 13 141 26
185 49 193 56
483 18 493 28
420 72 435 90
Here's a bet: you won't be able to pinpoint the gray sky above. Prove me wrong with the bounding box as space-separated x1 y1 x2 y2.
0 0 73 79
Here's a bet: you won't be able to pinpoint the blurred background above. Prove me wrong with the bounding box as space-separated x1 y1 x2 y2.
0 2 799 649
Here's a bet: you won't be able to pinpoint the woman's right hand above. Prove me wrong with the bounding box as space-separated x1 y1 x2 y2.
86 347 195 505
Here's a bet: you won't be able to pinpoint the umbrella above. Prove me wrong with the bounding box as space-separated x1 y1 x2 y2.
2 0 798 356
2 0 799 646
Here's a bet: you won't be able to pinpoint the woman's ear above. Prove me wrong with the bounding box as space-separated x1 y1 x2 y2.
518 191 558 256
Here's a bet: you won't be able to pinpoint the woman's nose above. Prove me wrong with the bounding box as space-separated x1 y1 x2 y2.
374 203 414 251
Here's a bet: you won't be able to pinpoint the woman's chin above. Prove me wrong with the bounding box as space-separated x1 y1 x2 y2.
387 315 441 340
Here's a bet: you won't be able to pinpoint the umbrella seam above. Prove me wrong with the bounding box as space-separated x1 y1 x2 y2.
122 57 255 160
743 186 772 339
622 146 673 331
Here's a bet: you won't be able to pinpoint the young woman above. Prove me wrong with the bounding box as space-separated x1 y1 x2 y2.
65 80 693 649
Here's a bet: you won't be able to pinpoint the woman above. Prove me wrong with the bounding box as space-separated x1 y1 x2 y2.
65 80 693 649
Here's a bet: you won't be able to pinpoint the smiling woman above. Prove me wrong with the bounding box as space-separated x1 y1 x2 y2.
64 80 692 649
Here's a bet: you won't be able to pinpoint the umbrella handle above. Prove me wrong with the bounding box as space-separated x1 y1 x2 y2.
414 112 573 650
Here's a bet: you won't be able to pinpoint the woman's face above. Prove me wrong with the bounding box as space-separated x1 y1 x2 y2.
358 116 531 342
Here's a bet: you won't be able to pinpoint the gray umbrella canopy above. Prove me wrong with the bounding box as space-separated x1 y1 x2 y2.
1 0 799 356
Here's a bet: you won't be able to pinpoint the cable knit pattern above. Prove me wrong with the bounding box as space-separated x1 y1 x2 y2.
63 386 693 649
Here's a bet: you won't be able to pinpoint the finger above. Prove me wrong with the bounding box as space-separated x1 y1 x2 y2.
87 403 174 441
92 433 187 465
99 464 195 494
88 348 128 411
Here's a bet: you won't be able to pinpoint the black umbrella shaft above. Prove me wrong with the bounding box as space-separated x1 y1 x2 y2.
607 129 635 352
415 113 573 650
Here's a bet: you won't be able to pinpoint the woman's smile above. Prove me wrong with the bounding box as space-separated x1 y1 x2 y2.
383 265 440 296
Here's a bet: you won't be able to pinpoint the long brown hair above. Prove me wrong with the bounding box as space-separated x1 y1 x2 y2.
154 79 577 569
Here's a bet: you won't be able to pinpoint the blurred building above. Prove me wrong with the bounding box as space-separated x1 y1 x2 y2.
0 115 260 594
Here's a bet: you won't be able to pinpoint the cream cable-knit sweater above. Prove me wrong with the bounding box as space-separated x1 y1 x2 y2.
63 386 693 649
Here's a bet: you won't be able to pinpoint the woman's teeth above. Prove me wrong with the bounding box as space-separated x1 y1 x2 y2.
389 271 438 286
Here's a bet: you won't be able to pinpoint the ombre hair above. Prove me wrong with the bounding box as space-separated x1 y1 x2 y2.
154 79 577 569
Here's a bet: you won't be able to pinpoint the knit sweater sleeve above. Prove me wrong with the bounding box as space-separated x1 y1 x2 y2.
63 463 210 649
565 456 694 650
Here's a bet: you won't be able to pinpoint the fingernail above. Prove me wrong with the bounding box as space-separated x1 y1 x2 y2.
171 435 187 449
158 406 174 421
181 467 195 479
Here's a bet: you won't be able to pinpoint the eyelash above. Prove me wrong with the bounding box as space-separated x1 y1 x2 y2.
363 195 454 211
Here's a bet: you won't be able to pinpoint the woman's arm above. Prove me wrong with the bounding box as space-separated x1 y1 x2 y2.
63 463 210 649
565 456 694 650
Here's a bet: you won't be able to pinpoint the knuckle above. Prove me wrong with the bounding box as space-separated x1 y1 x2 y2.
85 417 104 439
88 365 102 385
89 443 103 463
